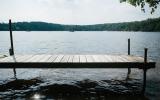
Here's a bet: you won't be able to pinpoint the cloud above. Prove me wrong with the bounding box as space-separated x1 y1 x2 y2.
0 0 159 24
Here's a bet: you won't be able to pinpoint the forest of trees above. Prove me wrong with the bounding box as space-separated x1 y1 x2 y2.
0 17 160 32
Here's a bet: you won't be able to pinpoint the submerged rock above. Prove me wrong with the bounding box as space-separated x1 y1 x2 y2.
0 78 42 91
76 79 99 89
40 83 82 95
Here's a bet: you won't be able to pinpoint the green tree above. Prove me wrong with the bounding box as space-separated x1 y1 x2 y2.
120 0 160 13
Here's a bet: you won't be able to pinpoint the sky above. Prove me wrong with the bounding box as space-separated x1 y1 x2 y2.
0 0 160 25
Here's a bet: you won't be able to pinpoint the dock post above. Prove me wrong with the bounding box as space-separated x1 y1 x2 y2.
9 19 16 79
127 38 131 76
142 48 148 94
9 19 14 56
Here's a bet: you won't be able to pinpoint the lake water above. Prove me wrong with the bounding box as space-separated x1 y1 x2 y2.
0 31 160 99
0 31 160 59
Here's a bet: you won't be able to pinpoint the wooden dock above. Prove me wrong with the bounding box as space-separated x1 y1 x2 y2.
0 19 156 94
0 54 155 69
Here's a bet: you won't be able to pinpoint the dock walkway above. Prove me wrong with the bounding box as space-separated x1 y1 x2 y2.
0 54 155 69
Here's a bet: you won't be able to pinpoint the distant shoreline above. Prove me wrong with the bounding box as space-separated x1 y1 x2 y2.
0 17 160 32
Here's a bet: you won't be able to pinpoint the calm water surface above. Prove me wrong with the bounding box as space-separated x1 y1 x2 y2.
0 31 160 59
0 31 160 99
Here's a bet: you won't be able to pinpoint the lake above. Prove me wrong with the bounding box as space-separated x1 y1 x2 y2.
0 31 160 99
0 31 160 59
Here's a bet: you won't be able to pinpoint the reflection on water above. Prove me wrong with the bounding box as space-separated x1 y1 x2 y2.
0 31 160 99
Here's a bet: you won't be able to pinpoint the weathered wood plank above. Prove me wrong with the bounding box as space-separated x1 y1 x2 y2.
118 55 130 62
68 55 74 62
0 55 24 62
97 55 108 62
60 55 70 62
0 56 14 62
0 56 13 62
104 55 113 62
38 55 52 62
132 56 144 62
17 55 34 62
86 55 94 62
2 55 24 62
46 55 58 62
92 55 102 62
11 55 24 61
54 55 64 62
105 55 124 62
113 55 127 62
30 55 46 62
25 55 43 62
79 55 87 62
119 55 144 62
73 55 80 62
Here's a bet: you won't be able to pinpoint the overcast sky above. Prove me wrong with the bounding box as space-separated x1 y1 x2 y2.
0 0 160 25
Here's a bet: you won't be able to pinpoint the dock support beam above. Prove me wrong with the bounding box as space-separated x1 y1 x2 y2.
127 38 131 77
142 48 148 94
9 19 14 56
9 19 16 79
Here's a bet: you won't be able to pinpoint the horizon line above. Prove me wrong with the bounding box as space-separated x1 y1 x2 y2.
0 17 159 25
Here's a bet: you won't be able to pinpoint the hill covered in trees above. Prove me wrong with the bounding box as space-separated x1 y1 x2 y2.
0 17 160 32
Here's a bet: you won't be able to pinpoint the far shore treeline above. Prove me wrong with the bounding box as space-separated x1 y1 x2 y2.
0 17 160 32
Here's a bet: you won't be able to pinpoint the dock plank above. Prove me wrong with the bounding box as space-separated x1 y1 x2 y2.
54 55 64 62
73 55 80 62
0 56 14 62
46 55 58 62
60 55 70 62
14 55 28 62
104 55 113 62
113 55 127 62
0 56 11 62
118 55 130 62
0 55 23 62
25 55 43 62
92 55 100 62
121 55 141 62
97 55 109 62
86 55 94 62
10 55 24 62
39 55 52 62
68 55 74 62
79 55 87 62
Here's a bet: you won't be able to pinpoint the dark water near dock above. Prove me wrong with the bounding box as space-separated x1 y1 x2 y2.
0 31 160 99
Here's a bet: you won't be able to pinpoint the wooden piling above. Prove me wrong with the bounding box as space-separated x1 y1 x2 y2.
142 48 148 94
9 19 16 79
9 19 14 56
128 38 130 55
127 38 131 76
